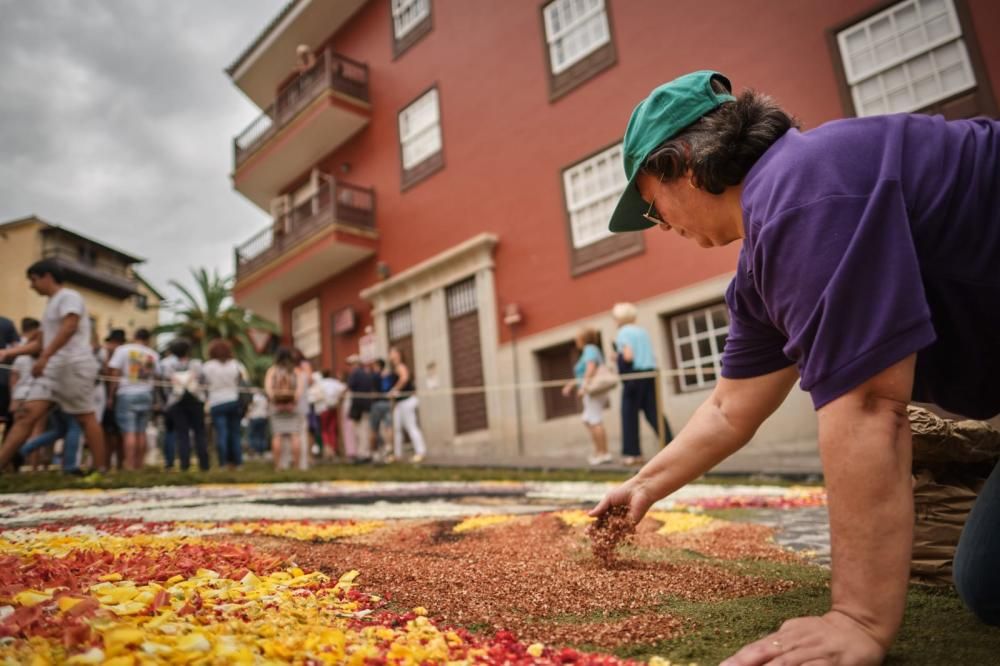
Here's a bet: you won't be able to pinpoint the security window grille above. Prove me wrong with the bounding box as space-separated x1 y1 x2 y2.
387 305 413 342
670 304 729 393
446 278 478 318
563 143 625 249
837 0 975 116
399 88 442 171
536 341 578 420
392 0 430 40
543 0 611 75
292 298 321 360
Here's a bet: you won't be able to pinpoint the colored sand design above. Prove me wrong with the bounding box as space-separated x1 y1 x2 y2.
0 511 807 664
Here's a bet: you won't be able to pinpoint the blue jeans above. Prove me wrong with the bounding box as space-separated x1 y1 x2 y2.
210 401 242 467
954 460 1000 624
115 391 153 434
248 417 269 454
21 409 82 472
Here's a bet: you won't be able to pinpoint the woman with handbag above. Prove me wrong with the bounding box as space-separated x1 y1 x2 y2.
562 328 612 466
264 347 303 472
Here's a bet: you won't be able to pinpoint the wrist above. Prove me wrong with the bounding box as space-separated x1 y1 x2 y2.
824 609 895 652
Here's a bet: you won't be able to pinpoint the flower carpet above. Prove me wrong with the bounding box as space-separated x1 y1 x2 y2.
0 482 831 665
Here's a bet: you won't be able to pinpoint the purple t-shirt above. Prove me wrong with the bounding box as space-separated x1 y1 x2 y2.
722 114 1000 418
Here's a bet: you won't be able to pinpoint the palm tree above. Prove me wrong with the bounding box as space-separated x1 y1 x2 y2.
155 268 277 383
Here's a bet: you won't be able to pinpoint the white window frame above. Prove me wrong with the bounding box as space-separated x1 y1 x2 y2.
399 88 442 171
670 303 729 393
392 0 430 40
291 298 321 360
563 143 625 249
543 0 611 75
836 0 976 116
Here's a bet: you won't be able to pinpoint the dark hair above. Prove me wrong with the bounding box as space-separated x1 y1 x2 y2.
208 338 233 361
322 368 332 378
169 338 191 358
134 328 151 342
26 259 64 283
274 346 296 369
20 317 40 334
643 80 798 194
374 358 386 371
389 346 407 365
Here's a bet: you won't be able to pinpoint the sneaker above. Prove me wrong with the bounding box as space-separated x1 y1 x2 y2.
410 454 425 464
383 454 396 464
588 453 613 466
621 456 644 467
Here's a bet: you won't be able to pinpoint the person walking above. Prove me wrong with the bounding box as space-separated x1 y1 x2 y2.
562 328 612 466
611 302 672 465
388 346 426 464
201 339 246 469
0 260 106 473
264 347 303 471
107 328 159 470
368 359 394 462
590 70 1000 665
161 338 209 471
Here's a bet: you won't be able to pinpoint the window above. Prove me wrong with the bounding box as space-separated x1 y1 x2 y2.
391 0 432 57
833 0 993 117
535 341 578 420
291 298 321 360
398 87 444 189
669 304 730 393
541 0 616 100
561 143 643 275
135 294 149 312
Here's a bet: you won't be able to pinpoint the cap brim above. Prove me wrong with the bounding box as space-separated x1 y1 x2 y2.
608 174 656 233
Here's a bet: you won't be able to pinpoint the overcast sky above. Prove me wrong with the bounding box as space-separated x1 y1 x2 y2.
0 0 286 308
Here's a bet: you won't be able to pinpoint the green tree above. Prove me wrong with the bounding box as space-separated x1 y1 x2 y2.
154 268 277 384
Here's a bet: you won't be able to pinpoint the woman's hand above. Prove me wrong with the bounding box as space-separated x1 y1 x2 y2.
561 381 575 398
588 474 658 526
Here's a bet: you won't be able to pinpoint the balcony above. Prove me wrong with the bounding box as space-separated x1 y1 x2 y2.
232 176 377 323
41 247 139 300
232 49 371 210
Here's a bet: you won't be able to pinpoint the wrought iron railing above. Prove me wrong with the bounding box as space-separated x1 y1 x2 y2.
234 176 375 279
233 49 369 166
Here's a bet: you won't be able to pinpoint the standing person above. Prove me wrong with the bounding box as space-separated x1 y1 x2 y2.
612 302 672 465
388 346 426 464
293 349 313 470
107 328 159 470
345 354 374 462
246 388 270 460
201 339 246 470
0 315 20 436
161 339 208 472
562 328 612 466
317 369 346 460
99 329 126 469
264 347 302 471
6 324 51 471
0 260 106 473
368 359 394 462
590 70 1000 664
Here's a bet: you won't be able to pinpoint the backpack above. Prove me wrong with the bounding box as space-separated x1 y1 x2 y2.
272 367 297 413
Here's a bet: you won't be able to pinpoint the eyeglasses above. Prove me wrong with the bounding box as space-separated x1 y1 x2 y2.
642 174 667 227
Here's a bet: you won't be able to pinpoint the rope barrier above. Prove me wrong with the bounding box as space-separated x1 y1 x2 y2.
0 361 699 399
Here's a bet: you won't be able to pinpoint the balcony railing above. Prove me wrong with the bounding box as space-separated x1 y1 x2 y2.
41 247 138 299
234 50 369 167
235 176 375 279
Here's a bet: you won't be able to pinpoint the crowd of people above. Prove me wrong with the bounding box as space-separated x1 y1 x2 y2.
0 263 432 475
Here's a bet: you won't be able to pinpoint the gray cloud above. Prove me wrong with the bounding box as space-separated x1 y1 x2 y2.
0 0 283 307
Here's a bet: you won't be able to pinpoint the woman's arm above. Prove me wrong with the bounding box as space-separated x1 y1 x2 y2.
391 364 410 394
591 364 799 523
263 367 275 400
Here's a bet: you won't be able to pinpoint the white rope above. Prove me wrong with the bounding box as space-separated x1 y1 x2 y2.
0 362 703 400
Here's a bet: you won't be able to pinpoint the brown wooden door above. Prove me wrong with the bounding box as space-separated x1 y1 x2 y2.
446 279 488 433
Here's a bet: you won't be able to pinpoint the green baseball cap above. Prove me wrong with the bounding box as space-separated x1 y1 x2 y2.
608 70 735 233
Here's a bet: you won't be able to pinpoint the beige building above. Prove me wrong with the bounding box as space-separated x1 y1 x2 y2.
0 216 162 341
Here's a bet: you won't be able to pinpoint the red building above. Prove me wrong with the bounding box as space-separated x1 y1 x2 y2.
227 0 998 468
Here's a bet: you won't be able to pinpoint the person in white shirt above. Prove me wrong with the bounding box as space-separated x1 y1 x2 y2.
318 369 346 460
107 328 160 470
160 338 208 471
0 260 107 472
201 339 247 469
